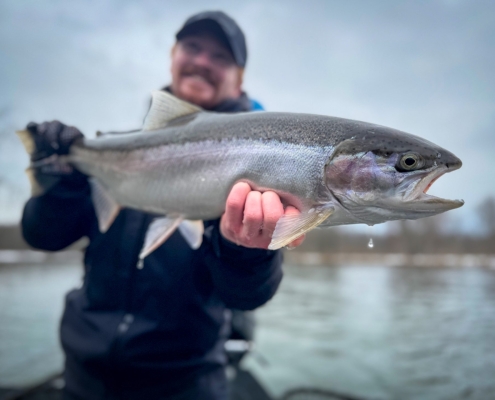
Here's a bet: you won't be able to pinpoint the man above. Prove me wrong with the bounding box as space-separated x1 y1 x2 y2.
22 11 304 400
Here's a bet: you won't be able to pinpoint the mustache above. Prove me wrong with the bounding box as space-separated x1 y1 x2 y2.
181 65 217 86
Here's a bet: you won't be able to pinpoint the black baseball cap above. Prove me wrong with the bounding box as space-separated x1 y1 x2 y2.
176 11 247 68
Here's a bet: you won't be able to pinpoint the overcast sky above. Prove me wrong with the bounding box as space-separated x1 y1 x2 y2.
0 0 494 233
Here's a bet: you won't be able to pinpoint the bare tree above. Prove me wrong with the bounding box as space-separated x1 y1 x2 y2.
478 197 495 237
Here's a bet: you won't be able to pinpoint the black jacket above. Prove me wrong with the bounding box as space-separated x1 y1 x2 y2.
21 92 283 397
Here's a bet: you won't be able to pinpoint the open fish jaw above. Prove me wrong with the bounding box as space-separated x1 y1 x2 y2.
402 164 464 210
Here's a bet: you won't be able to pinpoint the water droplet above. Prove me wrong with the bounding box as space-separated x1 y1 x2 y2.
368 238 374 248
200 177 206 182
308 208 315 214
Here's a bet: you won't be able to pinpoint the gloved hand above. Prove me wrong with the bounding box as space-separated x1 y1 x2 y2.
27 120 82 158
24 121 87 193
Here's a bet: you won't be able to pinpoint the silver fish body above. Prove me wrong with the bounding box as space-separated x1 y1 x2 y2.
18 91 464 252
70 112 335 219
71 110 462 222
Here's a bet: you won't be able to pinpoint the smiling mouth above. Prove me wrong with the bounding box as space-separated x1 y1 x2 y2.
183 73 214 86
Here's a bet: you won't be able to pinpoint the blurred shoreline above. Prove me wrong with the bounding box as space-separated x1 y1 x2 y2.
2 249 495 269
284 252 495 268
0 249 82 265
2 217 495 268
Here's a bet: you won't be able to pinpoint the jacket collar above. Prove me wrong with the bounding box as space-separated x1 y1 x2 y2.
162 86 251 112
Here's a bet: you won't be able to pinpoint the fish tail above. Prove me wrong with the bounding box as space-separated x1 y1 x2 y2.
16 129 71 196
16 129 38 157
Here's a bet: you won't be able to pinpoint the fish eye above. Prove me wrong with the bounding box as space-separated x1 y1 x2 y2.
397 153 424 171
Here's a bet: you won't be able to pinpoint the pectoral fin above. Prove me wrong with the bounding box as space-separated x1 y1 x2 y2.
178 220 204 249
268 207 335 250
89 178 121 232
139 216 183 259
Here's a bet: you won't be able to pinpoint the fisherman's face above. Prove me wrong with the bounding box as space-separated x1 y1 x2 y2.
170 34 243 109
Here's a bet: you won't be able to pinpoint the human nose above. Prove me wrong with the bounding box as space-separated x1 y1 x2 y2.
190 50 213 68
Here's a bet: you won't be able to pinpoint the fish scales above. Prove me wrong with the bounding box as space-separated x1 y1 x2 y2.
71 135 332 219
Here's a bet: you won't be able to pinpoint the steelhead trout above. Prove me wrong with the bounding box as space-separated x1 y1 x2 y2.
17 91 463 258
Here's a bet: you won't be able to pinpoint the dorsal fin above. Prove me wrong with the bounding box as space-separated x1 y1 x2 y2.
142 91 202 131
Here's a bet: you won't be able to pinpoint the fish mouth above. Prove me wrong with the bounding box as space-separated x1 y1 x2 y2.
402 164 464 211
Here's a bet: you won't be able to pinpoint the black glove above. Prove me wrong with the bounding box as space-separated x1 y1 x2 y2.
24 121 88 193
26 120 83 161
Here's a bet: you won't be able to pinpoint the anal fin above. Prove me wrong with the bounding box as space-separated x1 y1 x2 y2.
178 220 204 249
89 178 121 232
139 216 183 259
268 206 334 250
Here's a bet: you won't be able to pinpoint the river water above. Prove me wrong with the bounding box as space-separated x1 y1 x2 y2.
248 263 495 400
1 259 495 400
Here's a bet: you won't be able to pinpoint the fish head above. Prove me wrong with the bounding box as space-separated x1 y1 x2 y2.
324 127 464 225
